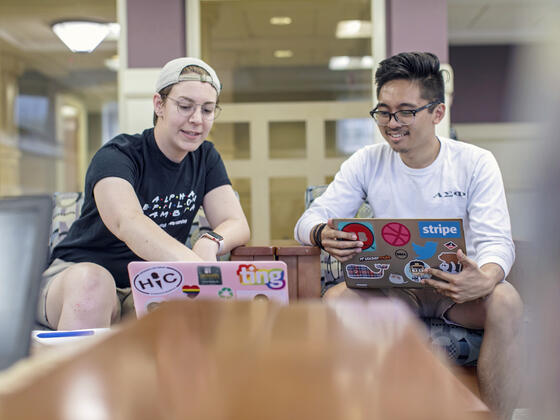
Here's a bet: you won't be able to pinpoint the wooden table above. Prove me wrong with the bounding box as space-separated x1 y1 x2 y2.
0 299 491 420
231 241 321 300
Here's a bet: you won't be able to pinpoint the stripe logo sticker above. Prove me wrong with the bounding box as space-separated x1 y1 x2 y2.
418 221 461 238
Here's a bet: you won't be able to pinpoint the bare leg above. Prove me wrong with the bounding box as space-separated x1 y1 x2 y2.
446 282 523 420
45 262 121 330
323 281 387 300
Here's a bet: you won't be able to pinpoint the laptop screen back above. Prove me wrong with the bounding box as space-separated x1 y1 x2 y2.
0 195 52 370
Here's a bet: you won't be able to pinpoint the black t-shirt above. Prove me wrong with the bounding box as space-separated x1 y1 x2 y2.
51 128 231 288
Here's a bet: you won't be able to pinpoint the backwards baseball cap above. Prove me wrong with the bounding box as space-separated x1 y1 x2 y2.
155 57 222 95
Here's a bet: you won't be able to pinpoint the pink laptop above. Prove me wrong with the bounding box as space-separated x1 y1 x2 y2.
128 261 289 317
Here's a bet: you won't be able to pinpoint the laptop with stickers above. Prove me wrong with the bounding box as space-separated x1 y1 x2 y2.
128 260 289 317
332 218 466 289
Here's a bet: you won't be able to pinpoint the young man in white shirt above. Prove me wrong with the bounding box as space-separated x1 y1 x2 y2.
295 52 522 420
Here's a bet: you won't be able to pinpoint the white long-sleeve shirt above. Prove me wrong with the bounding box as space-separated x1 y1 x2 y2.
294 137 515 277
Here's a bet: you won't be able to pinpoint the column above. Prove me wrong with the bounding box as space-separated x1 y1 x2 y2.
0 51 23 196
384 0 452 137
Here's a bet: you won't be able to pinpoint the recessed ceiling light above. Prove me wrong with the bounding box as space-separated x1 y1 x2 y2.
270 16 292 25
336 20 372 38
274 50 293 58
51 20 110 53
329 56 373 70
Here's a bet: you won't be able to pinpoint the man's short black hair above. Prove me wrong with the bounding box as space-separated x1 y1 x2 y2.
375 52 445 104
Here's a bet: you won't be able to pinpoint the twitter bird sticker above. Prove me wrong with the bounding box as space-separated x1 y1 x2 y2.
411 241 438 260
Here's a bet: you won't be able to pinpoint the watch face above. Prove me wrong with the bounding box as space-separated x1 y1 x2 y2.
205 231 224 241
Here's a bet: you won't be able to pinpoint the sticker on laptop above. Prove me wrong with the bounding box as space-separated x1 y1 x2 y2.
412 241 437 259
404 260 431 283
236 290 276 301
389 273 407 285
443 241 458 250
197 265 223 285
218 287 234 299
338 221 376 251
418 221 461 238
146 300 163 313
182 285 201 298
237 264 286 290
381 222 411 246
394 249 408 259
345 263 390 279
132 266 183 295
437 252 463 274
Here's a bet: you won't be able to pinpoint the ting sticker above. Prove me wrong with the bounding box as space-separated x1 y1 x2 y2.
237 264 286 290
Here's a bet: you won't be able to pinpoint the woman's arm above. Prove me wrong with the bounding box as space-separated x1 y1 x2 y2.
94 177 204 261
192 184 250 260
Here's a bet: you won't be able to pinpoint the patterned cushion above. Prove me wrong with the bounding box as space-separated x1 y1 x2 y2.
304 184 483 366
49 192 84 254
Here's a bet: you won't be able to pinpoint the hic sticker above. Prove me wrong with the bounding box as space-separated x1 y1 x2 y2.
133 266 182 295
418 221 461 238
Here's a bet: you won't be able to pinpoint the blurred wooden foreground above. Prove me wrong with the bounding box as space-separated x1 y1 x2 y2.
0 299 492 420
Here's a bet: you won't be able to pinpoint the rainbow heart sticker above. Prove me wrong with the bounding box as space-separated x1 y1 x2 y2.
182 285 200 298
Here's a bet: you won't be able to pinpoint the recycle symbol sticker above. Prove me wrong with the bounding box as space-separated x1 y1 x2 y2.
218 287 234 299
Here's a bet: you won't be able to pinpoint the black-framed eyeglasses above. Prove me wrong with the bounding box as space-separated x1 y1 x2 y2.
166 96 222 121
369 101 440 126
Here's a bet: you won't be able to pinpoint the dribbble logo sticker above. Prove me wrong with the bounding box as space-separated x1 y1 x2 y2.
133 266 182 295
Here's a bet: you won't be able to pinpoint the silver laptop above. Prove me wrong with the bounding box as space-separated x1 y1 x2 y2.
0 195 52 370
333 218 466 288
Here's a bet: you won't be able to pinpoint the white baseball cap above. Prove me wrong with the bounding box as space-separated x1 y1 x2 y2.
155 57 221 95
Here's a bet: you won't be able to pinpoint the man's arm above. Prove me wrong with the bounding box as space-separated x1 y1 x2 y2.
94 177 204 261
422 150 513 303
192 184 250 260
308 219 363 262
423 250 504 304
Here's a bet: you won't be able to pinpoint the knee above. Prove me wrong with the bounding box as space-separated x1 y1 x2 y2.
323 282 348 301
486 283 524 329
62 263 116 305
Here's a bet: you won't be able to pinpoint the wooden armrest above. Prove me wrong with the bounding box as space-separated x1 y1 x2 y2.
230 245 275 261
276 245 320 256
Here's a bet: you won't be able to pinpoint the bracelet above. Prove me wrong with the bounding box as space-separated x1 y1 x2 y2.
310 223 321 246
314 223 327 250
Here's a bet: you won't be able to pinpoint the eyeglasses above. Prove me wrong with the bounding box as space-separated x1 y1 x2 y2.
369 101 439 126
166 96 222 121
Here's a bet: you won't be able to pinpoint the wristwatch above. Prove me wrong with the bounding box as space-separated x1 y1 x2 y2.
199 231 224 253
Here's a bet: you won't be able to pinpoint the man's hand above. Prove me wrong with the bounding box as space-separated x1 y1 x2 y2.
318 219 363 262
422 249 501 303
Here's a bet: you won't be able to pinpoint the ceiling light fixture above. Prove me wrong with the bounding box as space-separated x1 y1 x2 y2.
51 20 111 53
274 50 293 58
336 20 372 38
329 56 373 70
270 16 292 25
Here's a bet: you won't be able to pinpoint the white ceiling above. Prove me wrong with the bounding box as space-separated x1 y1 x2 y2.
0 0 557 109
